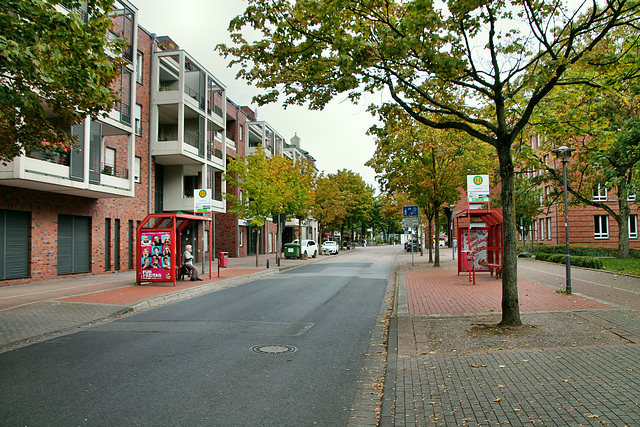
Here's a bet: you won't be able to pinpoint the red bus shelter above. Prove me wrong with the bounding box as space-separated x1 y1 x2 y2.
136 213 212 286
455 209 503 284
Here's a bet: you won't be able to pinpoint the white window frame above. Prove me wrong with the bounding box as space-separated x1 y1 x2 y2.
104 147 116 175
546 217 552 240
539 218 545 241
629 214 638 239
594 215 609 239
593 184 608 201
134 104 142 136
239 229 244 247
136 51 143 84
627 194 636 201
134 157 141 183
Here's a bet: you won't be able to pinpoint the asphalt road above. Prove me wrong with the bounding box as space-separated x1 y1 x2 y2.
0 247 394 426
517 258 640 310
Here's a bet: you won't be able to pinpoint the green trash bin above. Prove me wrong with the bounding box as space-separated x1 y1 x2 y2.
284 243 300 259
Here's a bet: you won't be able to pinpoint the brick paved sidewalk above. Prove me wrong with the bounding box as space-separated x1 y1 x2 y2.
389 262 640 427
405 268 613 315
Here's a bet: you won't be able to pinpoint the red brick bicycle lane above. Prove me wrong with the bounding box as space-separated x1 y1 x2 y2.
405 268 612 315
56 269 263 306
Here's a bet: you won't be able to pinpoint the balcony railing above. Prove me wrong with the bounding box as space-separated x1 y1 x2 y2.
208 104 224 118
101 163 129 179
28 150 71 166
185 84 204 106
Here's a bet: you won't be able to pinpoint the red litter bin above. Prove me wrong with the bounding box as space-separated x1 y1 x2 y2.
218 252 228 277
219 252 228 268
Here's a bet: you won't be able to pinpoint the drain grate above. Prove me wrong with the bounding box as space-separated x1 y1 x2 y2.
251 344 297 355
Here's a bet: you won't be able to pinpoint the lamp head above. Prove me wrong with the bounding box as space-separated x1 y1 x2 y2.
552 146 576 160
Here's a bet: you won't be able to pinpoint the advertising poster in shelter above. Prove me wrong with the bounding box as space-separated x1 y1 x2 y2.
140 230 172 281
460 228 489 271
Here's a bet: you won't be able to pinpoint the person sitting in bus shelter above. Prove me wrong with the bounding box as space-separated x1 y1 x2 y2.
182 245 202 281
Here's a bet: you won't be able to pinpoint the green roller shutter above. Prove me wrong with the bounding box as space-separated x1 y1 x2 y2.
58 215 91 275
0 210 30 280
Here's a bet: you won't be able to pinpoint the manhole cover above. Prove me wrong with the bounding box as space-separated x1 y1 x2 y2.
251 345 297 355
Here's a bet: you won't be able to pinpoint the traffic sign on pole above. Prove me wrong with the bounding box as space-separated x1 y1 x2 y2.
402 205 419 217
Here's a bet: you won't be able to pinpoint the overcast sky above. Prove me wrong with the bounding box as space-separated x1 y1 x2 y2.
131 0 380 189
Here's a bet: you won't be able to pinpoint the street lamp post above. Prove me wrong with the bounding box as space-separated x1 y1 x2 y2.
552 146 576 294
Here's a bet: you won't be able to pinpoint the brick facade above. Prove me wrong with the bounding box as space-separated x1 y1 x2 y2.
0 6 303 286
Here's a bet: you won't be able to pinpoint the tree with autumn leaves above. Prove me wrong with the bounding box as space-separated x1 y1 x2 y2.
313 170 373 247
224 146 317 265
529 25 640 259
367 106 494 266
218 0 640 326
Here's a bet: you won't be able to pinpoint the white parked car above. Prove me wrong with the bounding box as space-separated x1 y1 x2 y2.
321 240 339 255
291 239 318 258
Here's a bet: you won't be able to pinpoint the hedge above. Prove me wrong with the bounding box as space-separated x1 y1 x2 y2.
533 252 603 269
533 244 640 259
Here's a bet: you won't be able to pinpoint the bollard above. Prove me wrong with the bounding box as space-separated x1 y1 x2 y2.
266 259 270 269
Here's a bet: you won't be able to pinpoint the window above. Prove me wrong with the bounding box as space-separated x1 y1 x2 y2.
183 173 201 198
239 124 244 143
593 184 607 201
135 104 142 136
239 229 244 246
134 157 141 183
594 215 609 239
546 217 552 240
539 218 545 241
136 51 143 84
628 194 636 201
104 147 116 176
630 215 638 239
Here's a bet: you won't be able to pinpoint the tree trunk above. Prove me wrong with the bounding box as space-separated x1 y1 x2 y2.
428 218 433 262
617 190 631 259
497 143 522 326
255 228 260 268
434 208 440 267
298 218 303 259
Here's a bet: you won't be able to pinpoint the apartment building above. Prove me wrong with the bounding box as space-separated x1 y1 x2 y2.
527 135 640 249
0 1 315 286
0 0 143 284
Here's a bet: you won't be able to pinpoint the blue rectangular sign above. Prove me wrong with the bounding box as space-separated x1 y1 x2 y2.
402 205 419 217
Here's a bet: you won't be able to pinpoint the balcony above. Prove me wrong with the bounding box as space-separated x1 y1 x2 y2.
0 154 132 199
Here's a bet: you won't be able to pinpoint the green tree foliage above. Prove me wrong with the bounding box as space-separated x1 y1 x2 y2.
334 169 373 244
225 146 316 263
367 106 493 266
313 173 347 235
218 0 640 326
224 146 285 266
0 0 123 163
279 155 317 255
532 26 640 258
312 171 372 245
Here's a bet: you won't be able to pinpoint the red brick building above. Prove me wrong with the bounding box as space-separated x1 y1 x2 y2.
0 1 308 286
